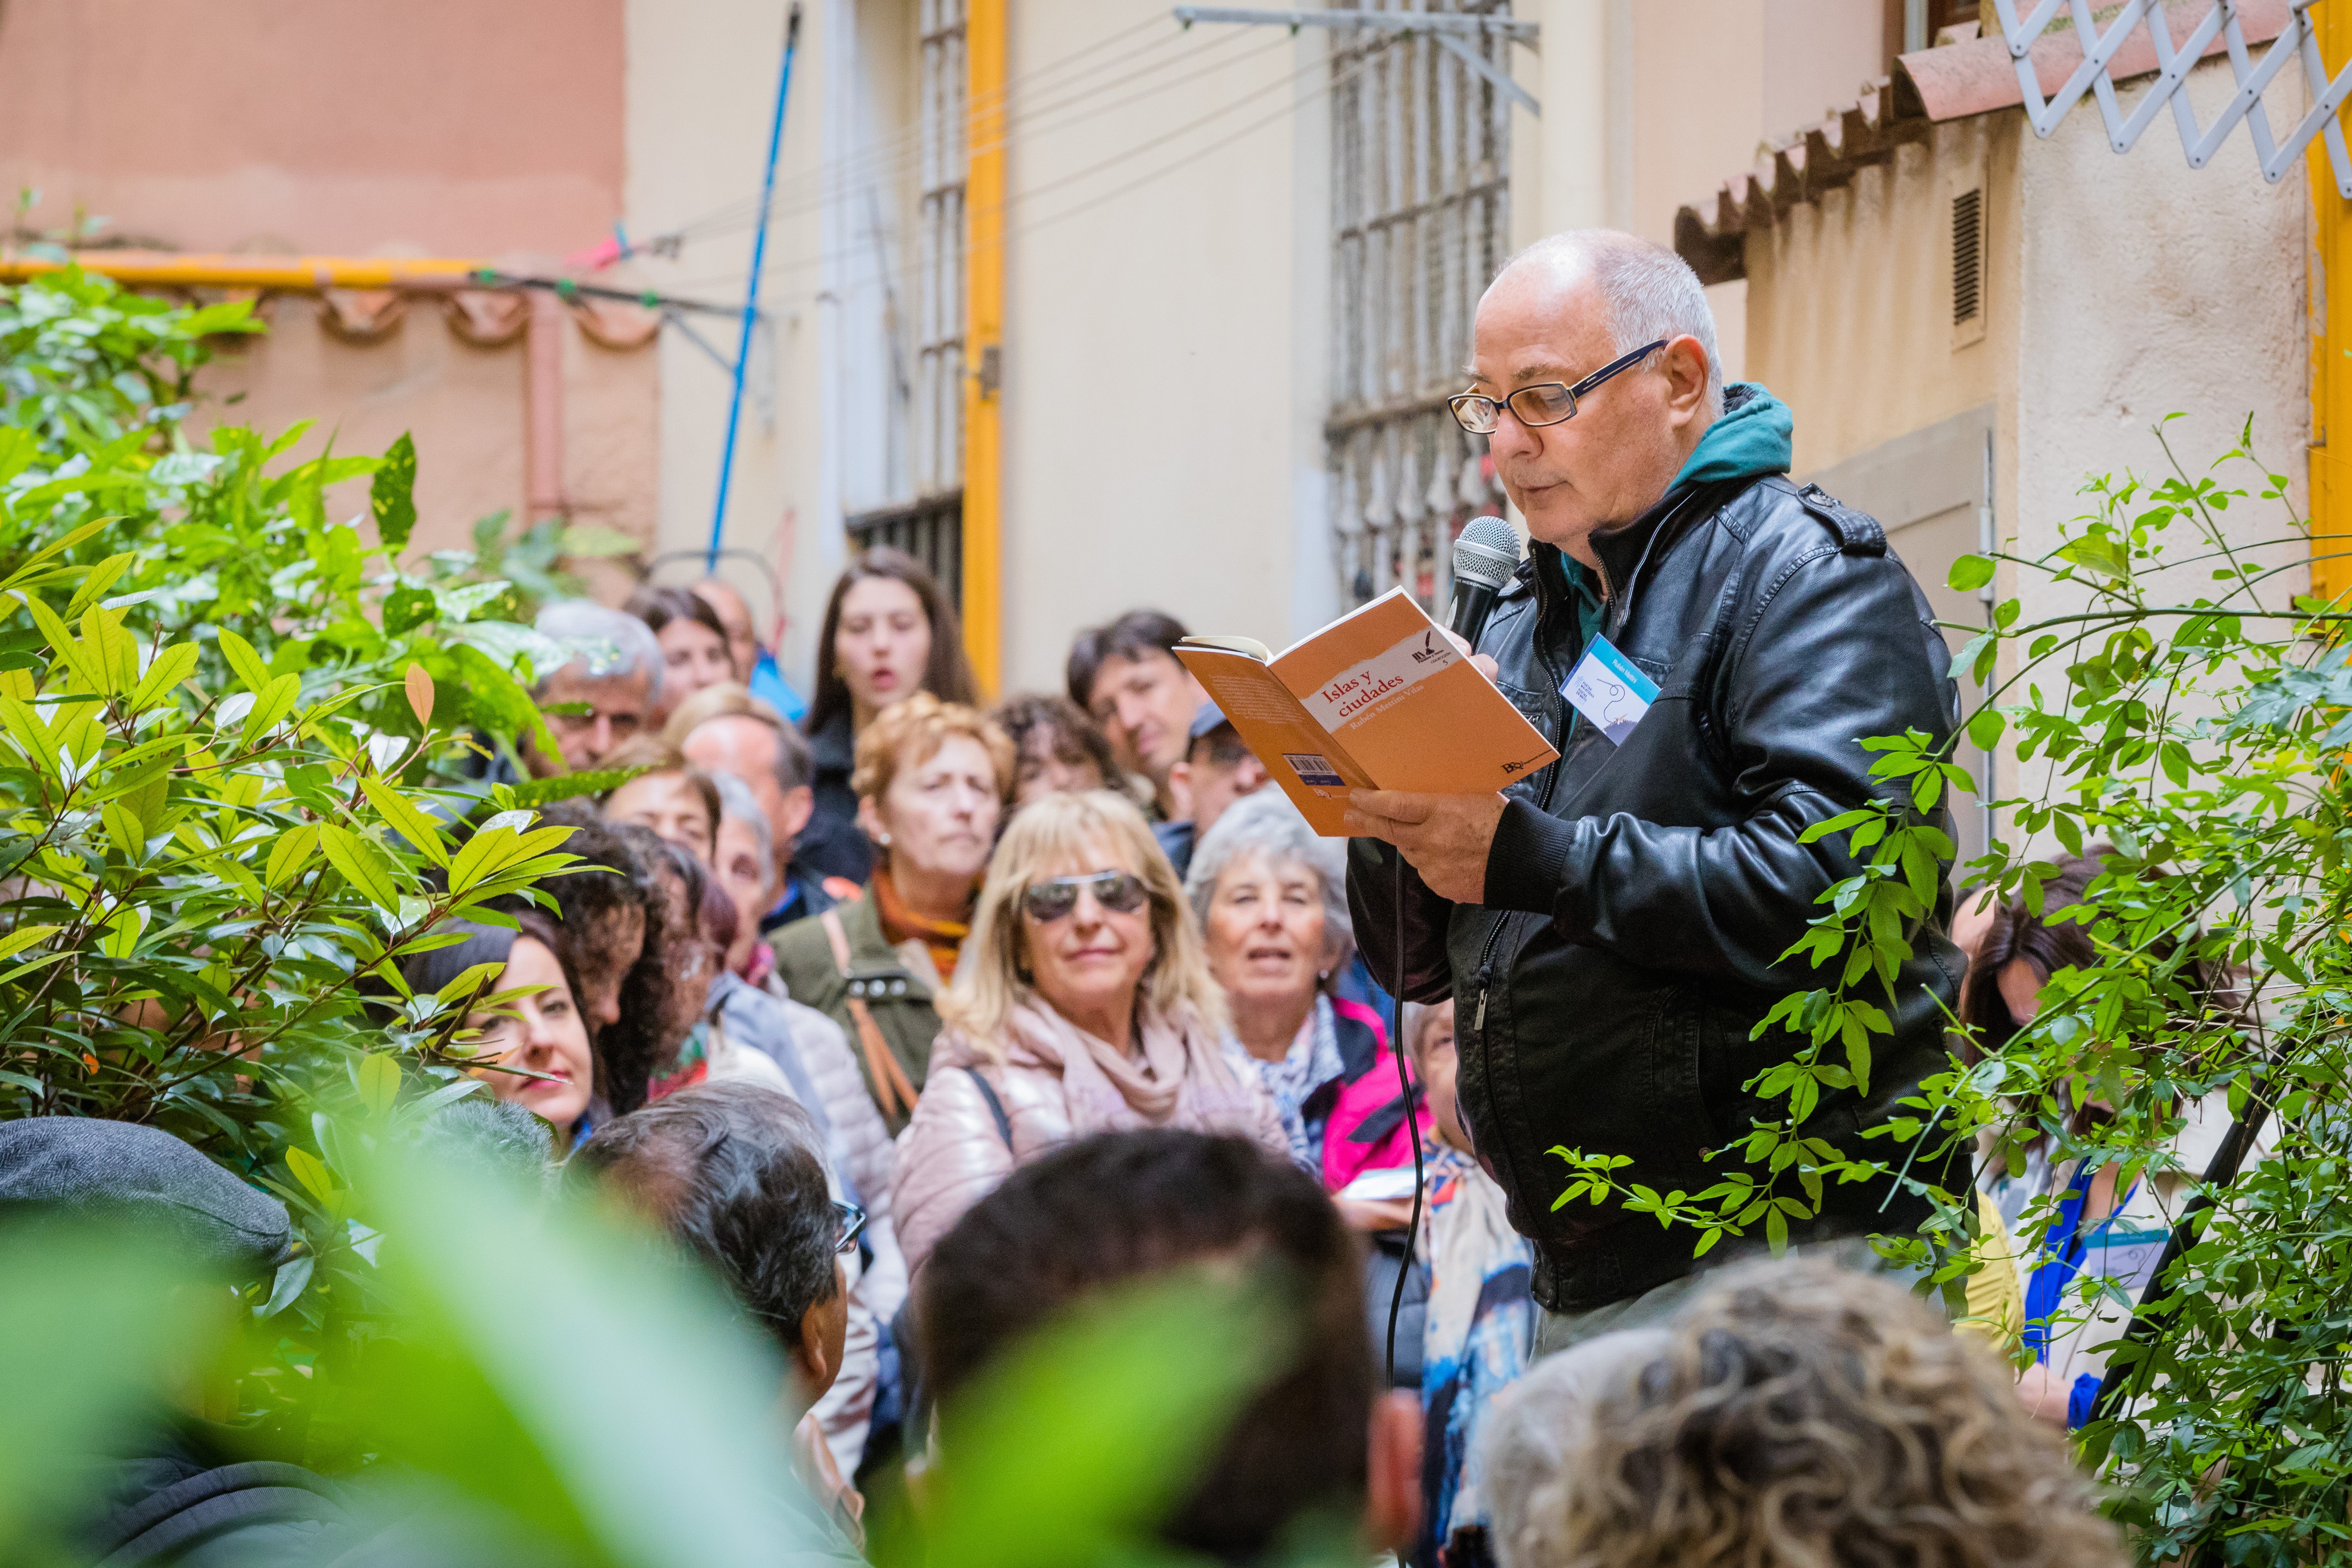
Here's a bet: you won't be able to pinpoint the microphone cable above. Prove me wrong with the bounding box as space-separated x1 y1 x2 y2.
1384 846 1427 1388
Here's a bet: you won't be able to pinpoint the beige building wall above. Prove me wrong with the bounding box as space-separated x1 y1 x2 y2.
2007 53 2311 674
1736 52 2309 833
623 0 833 675
997 0 1317 692
625 0 1917 696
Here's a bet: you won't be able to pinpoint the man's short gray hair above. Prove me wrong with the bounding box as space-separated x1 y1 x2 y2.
532 599 665 704
1505 230 1724 419
1480 1327 1675 1568
706 767 774 887
1183 789 1354 978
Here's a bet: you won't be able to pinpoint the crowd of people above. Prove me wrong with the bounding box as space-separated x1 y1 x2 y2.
306 545 2133 1565
0 221 2191 1566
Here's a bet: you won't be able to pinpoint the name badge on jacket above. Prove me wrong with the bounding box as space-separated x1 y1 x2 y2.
1561 634 1658 746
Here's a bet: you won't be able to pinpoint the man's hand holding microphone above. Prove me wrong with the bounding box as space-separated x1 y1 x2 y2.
1344 517 1519 905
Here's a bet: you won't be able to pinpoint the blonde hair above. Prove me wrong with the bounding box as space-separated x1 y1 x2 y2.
942 789 1226 1050
851 691 1016 807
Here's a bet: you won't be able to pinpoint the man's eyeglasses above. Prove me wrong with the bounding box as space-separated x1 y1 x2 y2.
832 1201 867 1256
1447 339 1670 435
543 705 645 739
1020 870 1149 924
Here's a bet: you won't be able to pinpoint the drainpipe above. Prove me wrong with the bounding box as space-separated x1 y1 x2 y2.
527 290 567 524
963 0 1007 697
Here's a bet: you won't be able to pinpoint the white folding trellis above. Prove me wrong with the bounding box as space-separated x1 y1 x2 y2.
1324 0 1519 612
1989 0 2352 193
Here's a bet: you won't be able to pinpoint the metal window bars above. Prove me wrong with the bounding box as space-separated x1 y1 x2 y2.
1987 0 2352 194
916 0 969 498
1326 0 1517 613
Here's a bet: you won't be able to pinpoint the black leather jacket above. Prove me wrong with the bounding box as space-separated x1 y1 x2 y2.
1349 471 1965 1311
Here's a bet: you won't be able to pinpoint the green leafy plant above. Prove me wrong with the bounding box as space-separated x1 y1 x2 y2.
0 266 625 1438
1546 418 2352 1561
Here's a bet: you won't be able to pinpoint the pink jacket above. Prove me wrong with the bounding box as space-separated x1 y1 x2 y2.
892 999 1290 1280
1321 1023 1434 1193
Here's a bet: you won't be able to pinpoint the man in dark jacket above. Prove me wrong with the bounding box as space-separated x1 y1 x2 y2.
1345 231 1964 1347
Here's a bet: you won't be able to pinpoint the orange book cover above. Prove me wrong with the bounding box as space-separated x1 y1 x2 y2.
1175 587 1558 835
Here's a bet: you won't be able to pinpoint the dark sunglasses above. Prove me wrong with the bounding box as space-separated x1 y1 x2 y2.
1020 869 1149 924
832 1201 867 1256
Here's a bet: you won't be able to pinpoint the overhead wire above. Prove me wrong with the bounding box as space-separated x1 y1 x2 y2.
658 33 1395 312
643 12 1196 247
659 25 1282 254
661 19 1206 244
653 26 1376 299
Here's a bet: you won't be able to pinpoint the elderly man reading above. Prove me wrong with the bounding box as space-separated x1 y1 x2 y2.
1345 231 1965 1349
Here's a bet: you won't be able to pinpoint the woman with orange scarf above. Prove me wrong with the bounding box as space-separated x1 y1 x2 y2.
771 692 1013 1134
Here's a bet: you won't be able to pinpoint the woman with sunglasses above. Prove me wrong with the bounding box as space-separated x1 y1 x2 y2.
891 789 1287 1280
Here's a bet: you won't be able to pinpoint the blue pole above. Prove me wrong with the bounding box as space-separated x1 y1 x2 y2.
709 3 804 567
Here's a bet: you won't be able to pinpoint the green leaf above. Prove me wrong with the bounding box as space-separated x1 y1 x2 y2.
285 1146 340 1205
372 433 419 554
382 582 436 636
1946 553 1995 592
319 824 401 912
356 1051 402 1116
241 672 302 745
128 641 200 711
504 765 648 809
215 627 272 695
64 552 133 618
0 924 63 965
361 775 450 868
257 1253 315 1320
265 822 322 888
1966 706 2006 751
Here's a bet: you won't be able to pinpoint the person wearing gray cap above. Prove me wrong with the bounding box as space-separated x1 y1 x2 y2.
1153 700 1272 882
0 1117 360 1566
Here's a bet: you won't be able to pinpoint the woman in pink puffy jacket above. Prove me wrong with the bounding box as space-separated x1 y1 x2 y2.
1185 790 1432 1224
891 789 1288 1279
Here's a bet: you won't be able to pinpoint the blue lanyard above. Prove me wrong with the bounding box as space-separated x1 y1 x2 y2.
2022 1160 2137 1362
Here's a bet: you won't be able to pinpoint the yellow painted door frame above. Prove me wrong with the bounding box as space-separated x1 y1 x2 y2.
2315 0 2352 606
963 0 1007 694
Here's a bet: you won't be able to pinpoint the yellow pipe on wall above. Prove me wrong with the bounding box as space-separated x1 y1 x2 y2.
2314 2 2351 608
962 0 1007 697
0 252 490 292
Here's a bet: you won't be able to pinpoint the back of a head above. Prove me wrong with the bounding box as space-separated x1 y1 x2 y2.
0 1117 292 1280
1502 1257 2125 1568
919 1129 1369 1562
534 599 665 704
569 1084 835 1358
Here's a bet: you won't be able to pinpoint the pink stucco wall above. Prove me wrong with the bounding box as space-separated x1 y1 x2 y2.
0 0 656 565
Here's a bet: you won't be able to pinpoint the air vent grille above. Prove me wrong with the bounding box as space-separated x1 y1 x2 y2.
1953 187 1983 326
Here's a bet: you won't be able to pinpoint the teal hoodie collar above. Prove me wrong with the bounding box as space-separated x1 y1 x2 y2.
1668 381 1792 494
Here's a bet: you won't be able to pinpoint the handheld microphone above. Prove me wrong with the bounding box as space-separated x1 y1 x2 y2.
1447 515 1520 651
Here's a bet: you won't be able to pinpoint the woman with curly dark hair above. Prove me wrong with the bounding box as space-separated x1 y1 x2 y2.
490 807 677 1119
1482 1257 2127 1568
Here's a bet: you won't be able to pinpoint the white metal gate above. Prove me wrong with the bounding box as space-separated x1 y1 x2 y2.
1326 0 1518 611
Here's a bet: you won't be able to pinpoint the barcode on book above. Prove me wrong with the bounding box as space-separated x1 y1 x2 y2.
1284 753 1345 788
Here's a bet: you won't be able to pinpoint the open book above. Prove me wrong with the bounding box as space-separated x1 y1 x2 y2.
1175 587 1559 835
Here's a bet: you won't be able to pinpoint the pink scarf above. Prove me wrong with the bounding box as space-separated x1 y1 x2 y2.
1000 999 1280 1146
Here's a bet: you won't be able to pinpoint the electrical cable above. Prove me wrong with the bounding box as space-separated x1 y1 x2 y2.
653 35 1385 301
647 15 1214 247
1385 847 1427 1389
656 26 1284 254
651 13 1180 242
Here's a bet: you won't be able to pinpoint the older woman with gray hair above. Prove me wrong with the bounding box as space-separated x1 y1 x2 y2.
1184 789 1407 1194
